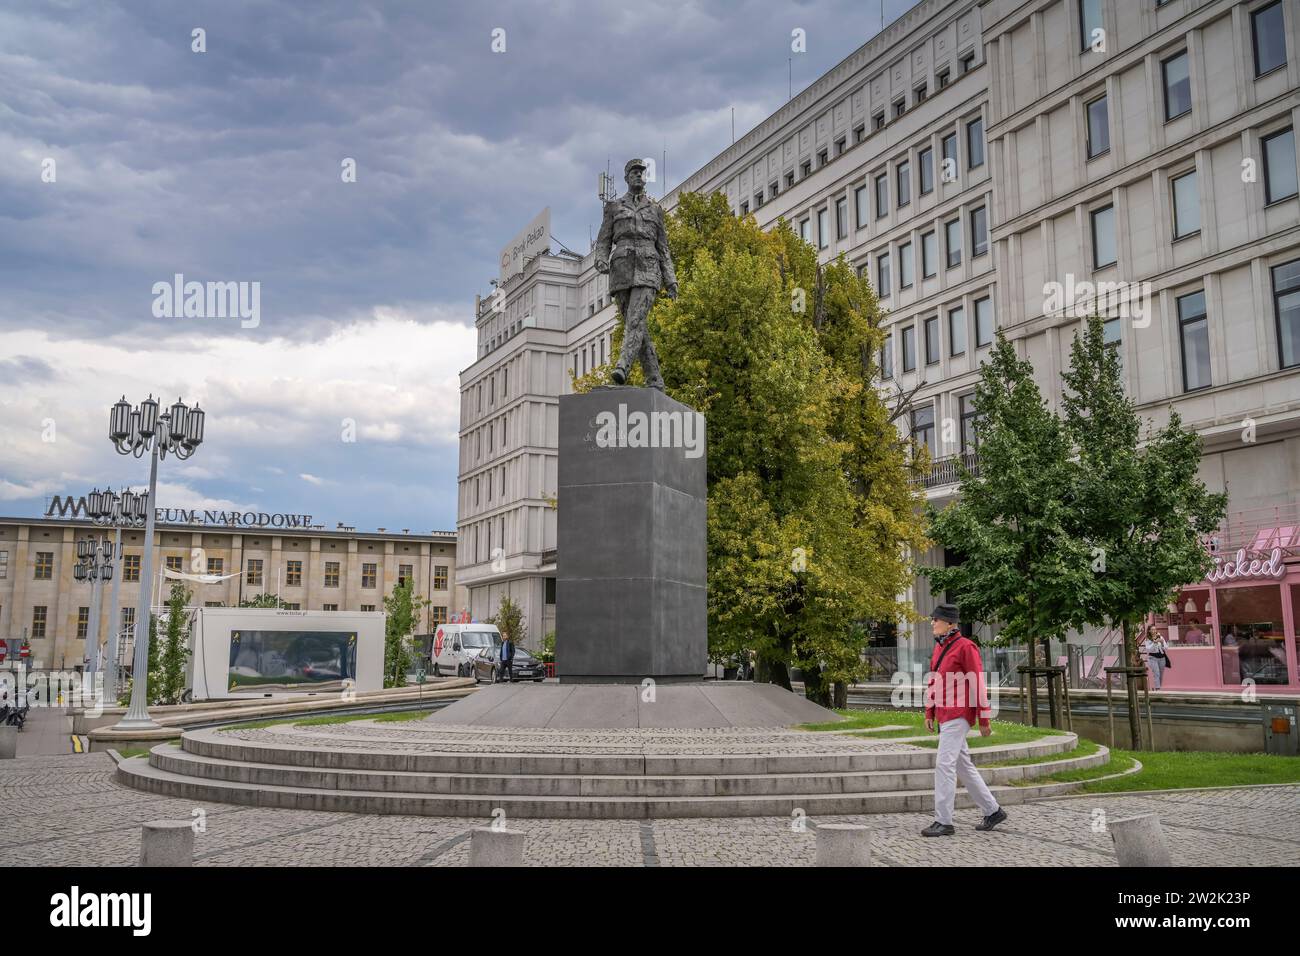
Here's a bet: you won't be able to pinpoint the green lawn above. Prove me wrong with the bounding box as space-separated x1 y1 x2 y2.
223 709 434 730
1074 750 1300 793
982 736 1102 767
801 709 1065 748
114 747 152 759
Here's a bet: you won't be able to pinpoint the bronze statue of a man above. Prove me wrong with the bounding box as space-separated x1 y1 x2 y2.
594 158 677 389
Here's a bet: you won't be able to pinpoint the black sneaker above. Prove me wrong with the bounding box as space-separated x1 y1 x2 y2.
921 821 955 837
975 807 1008 832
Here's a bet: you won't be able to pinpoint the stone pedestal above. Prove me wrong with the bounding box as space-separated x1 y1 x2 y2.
469 827 525 866
139 820 194 866
557 387 707 683
816 824 873 867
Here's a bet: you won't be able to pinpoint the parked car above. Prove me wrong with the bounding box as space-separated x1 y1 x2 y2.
472 645 544 683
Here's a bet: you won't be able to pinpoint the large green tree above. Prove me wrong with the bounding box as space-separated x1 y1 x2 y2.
155 581 193 705
1061 315 1226 746
580 191 926 706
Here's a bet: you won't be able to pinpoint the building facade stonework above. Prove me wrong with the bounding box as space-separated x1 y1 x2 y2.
0 517 462 670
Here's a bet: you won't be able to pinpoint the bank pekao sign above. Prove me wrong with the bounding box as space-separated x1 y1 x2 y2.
499 207 550 286
44 496 313 529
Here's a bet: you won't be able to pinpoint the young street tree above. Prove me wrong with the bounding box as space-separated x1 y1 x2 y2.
584 191 928 707
155 581 193 705
383 581 428 688
923 331 1098 721
489 595 527 649
1062 315 1226 747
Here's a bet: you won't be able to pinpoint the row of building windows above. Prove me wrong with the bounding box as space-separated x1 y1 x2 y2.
474 362 510 415
881 296 996 379
861 204 990 299
572 332 611 377
797 118 985 250
17 602 453 640
738 46 982 216
1103 2 1287 83
8 551 442 590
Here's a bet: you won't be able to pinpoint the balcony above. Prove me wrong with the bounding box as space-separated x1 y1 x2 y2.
920 451 980 489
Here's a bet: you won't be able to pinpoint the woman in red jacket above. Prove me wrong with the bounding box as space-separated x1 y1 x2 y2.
921 604 1008 837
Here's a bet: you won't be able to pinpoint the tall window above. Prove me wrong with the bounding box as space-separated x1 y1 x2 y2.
875 174 888 218
899 242 914 288
949 305 966 356
246 559 263 587
1252 2 1286 77
910 405 935 456
1079 0 1103 51
941 133 958 182
31 606 47 639
121 607 135 633
1263 128 1298 204
1086 95 1109 158
959 393 979 452
165 555 182 572
1171 170 1200 238
924 316 940 365
800 219 811 243
897 161 911 207
1162 50 1191 121
207 557 223 575
836 197 849 239
945 218 962 268
922 231 938 278
1176 290 1211 392
960 51 976 74
970 206 988 257
902 325 917 372
398 564 413 588
432 606 448 624
34 551 53 580
855 185 869 228
877 252 891 297
1272 258 1300 369
880 334 894 378
817 208 829 249
434 565 448 590
77 607 89 640
966 118 984 168
0 550 7 579
919 147 934 194
123 554 140 582
362 562 377 588
1091 204 1117 268
324 561 340 588
975 296 994 347
286 560 302 587
1103 315 1123 377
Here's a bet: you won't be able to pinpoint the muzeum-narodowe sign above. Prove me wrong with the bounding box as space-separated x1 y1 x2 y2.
45 496 314 529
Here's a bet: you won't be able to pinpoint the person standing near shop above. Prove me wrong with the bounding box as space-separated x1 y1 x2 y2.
1140 627 1169 690
922 604 1007 837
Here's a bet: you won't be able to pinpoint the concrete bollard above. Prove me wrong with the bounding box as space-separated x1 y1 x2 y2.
139 821 195 867
1109 813 1172 866
815 823 873 867
468 827 525 867
0 725 17 759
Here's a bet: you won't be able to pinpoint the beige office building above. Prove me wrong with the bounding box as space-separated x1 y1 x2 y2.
0 511 462 670
461 0 1300 655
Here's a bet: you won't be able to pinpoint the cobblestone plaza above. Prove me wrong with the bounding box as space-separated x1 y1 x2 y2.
7 752 1296 867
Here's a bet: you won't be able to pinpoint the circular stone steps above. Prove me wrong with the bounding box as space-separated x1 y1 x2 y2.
115 718 1113 818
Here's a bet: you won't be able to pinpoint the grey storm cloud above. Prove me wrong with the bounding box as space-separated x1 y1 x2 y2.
0 0 896 530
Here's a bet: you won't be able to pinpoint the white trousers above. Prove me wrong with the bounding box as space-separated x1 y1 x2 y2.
934 717 1000 825
1147 656 1164 689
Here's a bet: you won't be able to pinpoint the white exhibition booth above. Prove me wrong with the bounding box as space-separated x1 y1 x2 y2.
189 607 384 700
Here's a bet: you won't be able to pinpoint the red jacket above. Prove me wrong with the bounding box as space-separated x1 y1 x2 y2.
924 630 992 728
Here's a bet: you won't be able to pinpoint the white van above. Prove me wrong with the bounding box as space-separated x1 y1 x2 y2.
431 623 501 677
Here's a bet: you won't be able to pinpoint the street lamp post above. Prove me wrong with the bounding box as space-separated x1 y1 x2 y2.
108 396 205 731
85 487 147 703
73 535 114 702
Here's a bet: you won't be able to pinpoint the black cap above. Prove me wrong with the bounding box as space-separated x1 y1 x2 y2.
930 603 960 624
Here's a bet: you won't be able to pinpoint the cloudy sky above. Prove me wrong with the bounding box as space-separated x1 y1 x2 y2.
0 0 899 532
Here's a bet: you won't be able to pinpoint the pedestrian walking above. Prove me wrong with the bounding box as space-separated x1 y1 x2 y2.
922 604 1007 837
499 635 515 683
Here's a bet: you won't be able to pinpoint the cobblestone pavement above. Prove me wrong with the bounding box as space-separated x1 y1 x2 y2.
4 754 1297 866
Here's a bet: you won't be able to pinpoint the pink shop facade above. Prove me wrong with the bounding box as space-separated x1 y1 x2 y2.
1146 536 1300 693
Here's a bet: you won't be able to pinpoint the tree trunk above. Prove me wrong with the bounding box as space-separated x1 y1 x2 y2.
765 633 794 691
1123 619 1142 750
1042 636 1057 729
833 681 848 709
803 663 832 707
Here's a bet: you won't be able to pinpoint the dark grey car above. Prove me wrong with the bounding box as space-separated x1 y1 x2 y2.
472 646 544 683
